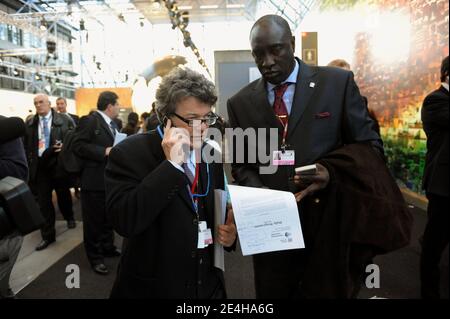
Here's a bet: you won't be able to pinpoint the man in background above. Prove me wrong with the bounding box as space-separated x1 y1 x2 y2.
56 96 81 199
56 97 79 126
420 55 449 299
24 94 75 251
73 91 121 275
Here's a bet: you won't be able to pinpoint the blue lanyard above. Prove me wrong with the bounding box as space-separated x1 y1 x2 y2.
157 125 210 211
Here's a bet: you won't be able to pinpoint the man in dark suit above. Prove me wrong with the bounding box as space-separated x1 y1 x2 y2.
56 97 79 126
73 91 121 275
24 94 75 251
227 15 383 298
420 55 449 299
105 68 236 298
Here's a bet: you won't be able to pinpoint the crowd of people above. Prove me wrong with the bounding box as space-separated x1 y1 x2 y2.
0 14 447 299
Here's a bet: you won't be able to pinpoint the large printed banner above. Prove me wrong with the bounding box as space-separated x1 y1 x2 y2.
319 0 449 194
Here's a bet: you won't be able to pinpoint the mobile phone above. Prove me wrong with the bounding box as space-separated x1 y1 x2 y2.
295 164 317 175
162 115 169 126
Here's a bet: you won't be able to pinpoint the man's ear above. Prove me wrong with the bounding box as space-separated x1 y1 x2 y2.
291 36 296 53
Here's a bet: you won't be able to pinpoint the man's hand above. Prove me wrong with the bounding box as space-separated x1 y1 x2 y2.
217 205 237 247
105 147 112 156
161 119 190 165
293 163 330 202
53 143 63 153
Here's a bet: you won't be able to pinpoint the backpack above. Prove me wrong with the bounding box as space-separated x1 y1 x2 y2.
58 114 101 175
58 127 83 175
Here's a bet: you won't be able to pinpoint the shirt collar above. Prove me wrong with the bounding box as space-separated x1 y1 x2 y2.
97 110 113 124
442 82 449 92
267 59 299 92
40 111 52 121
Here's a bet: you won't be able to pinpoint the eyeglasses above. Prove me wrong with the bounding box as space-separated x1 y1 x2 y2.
171 112 218 127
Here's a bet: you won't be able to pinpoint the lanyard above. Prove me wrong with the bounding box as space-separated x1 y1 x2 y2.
157 125 210 212
276 115 289 151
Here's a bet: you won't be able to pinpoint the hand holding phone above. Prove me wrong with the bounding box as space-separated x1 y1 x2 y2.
161 119 190 164
53 139 63 152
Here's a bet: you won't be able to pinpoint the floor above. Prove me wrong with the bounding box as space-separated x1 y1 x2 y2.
8 192 449 299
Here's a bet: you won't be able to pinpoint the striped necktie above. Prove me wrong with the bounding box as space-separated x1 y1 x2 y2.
273 83 291 126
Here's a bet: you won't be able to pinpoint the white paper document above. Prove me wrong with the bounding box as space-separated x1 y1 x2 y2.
113 131 127 146
227 185 305 256
213 189 228 271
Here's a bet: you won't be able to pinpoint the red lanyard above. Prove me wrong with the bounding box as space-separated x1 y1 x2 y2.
190 162 200 195
276 115 289 149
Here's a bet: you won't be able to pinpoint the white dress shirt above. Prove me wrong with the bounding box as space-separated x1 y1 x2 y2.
97 110 116 135
38 111 52 157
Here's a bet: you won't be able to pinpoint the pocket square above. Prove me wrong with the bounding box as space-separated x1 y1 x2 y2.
315 112 331 119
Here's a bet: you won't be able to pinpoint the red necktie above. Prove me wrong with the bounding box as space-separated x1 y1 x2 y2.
273 83 290 126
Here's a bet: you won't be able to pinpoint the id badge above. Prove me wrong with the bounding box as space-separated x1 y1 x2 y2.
203 228 213 246
38 138 46 157
273 150 295 166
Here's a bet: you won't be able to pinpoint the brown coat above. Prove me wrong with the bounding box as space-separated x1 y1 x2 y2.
299 143 413 298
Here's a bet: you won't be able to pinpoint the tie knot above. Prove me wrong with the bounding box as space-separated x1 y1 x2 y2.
274 83 290 98
110 120 117 130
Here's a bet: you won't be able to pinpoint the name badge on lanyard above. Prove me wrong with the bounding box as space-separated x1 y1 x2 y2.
188 157 213 249
197 221 213 249
272 115 295 166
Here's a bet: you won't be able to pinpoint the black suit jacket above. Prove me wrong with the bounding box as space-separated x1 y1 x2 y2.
23 109 73 186
227 58 382 191
105 131 227 298
69 113 79 126
0 137 28 181
421 85 449 197
227 58 383 298
73 112 114 191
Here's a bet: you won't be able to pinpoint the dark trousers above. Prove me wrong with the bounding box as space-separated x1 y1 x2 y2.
80 190 115 266
420 193 449 299
36 161 74 241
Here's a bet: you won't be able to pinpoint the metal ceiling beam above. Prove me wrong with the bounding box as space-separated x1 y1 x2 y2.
264 0 317 29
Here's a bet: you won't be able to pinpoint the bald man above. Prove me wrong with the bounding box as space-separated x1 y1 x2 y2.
227 15 386 298
24 94 76 251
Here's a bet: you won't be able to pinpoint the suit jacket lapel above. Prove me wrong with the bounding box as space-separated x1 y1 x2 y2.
251 78 284 133
178 160 211 216
95 112 114 141
287 59 319 139
179 182 196 213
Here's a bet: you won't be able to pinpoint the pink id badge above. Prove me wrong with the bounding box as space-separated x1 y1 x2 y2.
273 150 295 166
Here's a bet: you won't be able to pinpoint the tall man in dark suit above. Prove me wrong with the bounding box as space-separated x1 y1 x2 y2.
73 91 121 275
227 15 383 298
105 68 236 298
420 56 449 299
24 94 75 251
